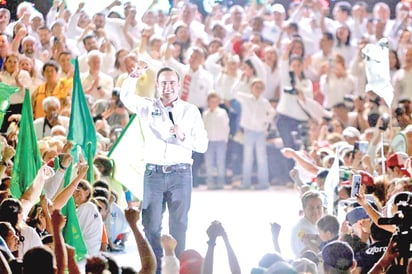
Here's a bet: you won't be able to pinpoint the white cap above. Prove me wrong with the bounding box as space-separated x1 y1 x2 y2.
271 4 285 14
342 126 360 139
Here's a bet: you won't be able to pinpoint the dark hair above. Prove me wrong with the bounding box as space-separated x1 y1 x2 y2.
336 25 351 47
244 59 257 76
38 26 50 32
389 49 401 70
82 34 96 46
77 180 92 201
23 246 55 274
114 49 128 70
156 67 180 82
323 31 334 41
288 22 299 33
0 222 14 242
2 53 19 72
289 36 305 58
26 204 43 228
93 187 110 200
370 222 392 242
42 60 59 74
317 215 339 236
0 198 22 228
94 156 114 177
93 180 110 190
335 1 352 16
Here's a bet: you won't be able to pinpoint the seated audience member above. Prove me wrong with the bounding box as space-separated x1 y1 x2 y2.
321 241 357 274
31 61 72 119
317 214 340 250
33 96 69 140
291 191 324 257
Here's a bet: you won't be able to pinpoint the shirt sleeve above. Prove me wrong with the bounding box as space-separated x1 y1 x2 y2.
120 76 152 116
161 256 180 274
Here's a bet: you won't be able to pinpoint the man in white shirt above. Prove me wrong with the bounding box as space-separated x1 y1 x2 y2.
81 50 113 102
164 36 213 111
120 66 208 274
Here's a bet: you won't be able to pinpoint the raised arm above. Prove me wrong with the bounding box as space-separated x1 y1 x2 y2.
51 209 68 274
221 226 241 274
52 164 88 210
125 207 157 274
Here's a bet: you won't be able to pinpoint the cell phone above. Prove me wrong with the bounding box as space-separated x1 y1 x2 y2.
379 113 390 131
351 174 361 197
353 141 368 154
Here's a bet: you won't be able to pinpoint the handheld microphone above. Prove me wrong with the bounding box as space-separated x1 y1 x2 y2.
168 109 175 125
166 107 176 138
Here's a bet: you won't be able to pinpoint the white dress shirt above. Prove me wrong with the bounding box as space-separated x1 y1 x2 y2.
81 71 114 102
166 58 213 109
237 93 275 132
120 76 208 165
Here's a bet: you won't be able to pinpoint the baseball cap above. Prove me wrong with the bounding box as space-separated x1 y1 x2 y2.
386 152 411 177
179 249 203 274
322 241 354 271
291 258 318 274
345 206 369 225
359 170 374 186
265 261 297 274
386 152 408 168
342 127 360 139
271 4 285 14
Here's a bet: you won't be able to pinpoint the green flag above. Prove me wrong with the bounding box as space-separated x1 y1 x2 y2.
61 58 96 261
0 82 19 129
10 90 42 199
67 58 97 181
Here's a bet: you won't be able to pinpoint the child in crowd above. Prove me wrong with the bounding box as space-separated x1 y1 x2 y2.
202 93 230 190
317 214 340 250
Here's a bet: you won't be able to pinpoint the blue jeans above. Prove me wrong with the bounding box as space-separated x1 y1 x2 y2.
141 164 192 274
276 114 304 179
204 141 227 187
242 129 269 188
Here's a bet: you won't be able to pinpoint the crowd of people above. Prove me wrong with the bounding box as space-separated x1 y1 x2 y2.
0 0 409 273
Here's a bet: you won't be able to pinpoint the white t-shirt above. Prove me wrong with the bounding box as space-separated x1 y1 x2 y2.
77 201 103 256
18 225 43 259
290 216 319 258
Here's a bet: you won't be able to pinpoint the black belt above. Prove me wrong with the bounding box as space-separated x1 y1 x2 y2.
146 163 191 174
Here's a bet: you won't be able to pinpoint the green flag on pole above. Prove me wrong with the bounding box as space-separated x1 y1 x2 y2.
0 82 19 130
10 89 42 199
61 58 97 261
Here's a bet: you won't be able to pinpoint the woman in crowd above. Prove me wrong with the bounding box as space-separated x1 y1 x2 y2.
19 56 43 93
73 179 103 257
0 53 32 132
0 198 42 259
31 61 72 119
334 24 355 67
0 222 19 255
320 54 355 109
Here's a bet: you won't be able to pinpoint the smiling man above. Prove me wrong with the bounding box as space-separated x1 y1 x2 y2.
120 66 208 274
